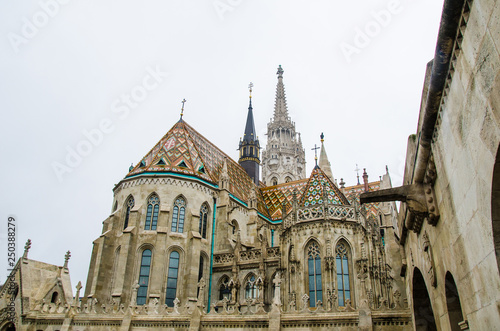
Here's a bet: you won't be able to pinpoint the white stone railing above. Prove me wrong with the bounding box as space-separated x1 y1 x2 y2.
284 204 357 228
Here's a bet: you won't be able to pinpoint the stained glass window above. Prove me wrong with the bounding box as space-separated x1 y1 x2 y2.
219 276 231 300
137 249 152 305
245 274 258 299
165 251 180 306
145 195 160 230
336 242 351 307
171 197 186 233
307 241 322 307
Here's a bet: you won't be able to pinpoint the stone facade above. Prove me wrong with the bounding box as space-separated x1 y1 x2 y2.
0 71 411 330
261 65 306 186
361 0 500 330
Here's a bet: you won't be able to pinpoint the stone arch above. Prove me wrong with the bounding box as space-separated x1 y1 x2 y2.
0 322 15 331
171 195 188 233
304 239 323 307
199 202 210 238
302 236 323 253
243 272 259 300
123 194 135 229
412 267 437 331
165 248 182 306
334 238 355 307
445 272 464 331
217 274 231 301
230 219 239 235
491 144 500 272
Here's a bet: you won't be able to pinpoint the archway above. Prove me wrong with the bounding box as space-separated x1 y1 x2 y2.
445 272 464 331
412 268 437 331
491 144 500 272
0 322 15 331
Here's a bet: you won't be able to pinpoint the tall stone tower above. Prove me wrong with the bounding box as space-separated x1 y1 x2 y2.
261 65 306 186
238 83 260 185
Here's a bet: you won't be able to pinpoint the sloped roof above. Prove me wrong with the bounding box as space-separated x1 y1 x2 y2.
126 120 271 218
261 178 308 221
344 181 381 220
260 166 351 221
299 166 350 207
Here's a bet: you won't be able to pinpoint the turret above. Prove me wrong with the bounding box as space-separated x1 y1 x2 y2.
239 82 261 185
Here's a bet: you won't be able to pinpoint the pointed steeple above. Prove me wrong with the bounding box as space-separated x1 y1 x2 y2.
243 97 256 142
274 65 289 122
239 82 260 186
318 132 334 181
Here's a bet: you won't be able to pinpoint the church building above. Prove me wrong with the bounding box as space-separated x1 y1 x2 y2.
0 66 408 330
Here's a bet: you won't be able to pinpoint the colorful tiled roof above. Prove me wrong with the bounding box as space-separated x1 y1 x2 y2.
299 166 351 207
126 120 271 218
261 179 308 221
344 182 381 220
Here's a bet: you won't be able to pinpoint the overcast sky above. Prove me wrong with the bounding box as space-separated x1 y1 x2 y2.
0 0 444 291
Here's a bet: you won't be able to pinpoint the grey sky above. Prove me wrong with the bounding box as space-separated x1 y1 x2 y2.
0 0 444 290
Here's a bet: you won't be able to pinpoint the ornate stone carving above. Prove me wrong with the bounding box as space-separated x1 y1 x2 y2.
422 231 437 287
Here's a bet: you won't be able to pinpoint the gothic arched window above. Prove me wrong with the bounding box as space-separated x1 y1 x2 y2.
199 203 209 239
137 249 152 305
145 194 160 230
245 274 258 299
285 176 292 183
171 197 186 233
124 196 135 229
219 276 231 301
231 220 239 235
336 241 351 306
272 177 278 186
165 251 180 306
307 241 322 307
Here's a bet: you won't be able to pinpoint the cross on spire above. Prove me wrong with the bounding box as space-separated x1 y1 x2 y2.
312 144 320 166
355 164 361 185
180 98 186 119
248 82 253 98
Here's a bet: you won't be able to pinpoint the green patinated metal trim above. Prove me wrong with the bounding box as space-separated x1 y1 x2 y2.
124 172 218 188
207 197 217 312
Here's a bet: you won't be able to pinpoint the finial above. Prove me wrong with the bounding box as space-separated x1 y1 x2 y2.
180 98 186 119
355 164 361 185
386 165 389 174
320 132 324 142
248 82 253 99
277 65 284 78
312 144 320 167
23 239 32 259
64 250 71 268
129 163 134 172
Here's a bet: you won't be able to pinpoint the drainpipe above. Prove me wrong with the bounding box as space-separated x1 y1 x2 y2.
207 197 217 312
413 0 466 184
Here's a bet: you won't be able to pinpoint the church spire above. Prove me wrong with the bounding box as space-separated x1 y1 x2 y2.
243 82 256 142
239 82 260 186
274 65 289 122
318 132 334 181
